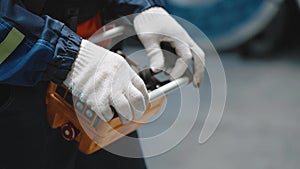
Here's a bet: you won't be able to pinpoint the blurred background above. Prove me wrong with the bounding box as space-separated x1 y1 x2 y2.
125 0 300 168
165 0 300 56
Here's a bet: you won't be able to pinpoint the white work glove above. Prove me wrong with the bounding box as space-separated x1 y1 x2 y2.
63 39 149 124
134 7 205 87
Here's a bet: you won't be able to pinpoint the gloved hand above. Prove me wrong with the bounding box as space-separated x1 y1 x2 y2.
63 39 149 124
134 7 205 87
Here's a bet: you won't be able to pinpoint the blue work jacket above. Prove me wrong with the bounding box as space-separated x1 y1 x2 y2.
0 0 164 86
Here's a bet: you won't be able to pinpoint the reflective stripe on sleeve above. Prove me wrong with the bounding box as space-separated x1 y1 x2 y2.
0 28 25 64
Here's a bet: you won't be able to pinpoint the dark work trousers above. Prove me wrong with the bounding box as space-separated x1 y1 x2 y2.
0 83 147 169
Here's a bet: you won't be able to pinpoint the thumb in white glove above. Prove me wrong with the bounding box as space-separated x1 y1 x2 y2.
134 7 205 87
63 39 149 124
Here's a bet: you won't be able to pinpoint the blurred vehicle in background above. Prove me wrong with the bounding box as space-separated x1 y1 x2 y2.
166 0 300 57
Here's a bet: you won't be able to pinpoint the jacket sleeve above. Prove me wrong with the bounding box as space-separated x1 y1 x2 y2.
0 0 82 86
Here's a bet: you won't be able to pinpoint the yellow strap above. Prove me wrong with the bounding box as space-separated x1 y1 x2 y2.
0 28 25 64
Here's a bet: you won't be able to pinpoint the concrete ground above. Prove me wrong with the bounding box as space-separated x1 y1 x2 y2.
125 47 300 169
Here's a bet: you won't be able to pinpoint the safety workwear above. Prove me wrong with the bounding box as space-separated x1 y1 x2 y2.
134 7 205 87
0 0 164 86
63 39 149 124
0 0 162 168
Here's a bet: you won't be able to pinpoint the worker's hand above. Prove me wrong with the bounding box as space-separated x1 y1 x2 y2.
134 7 205 87
63 39 149 124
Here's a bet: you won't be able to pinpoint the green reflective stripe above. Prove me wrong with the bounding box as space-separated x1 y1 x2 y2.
0 28 25 64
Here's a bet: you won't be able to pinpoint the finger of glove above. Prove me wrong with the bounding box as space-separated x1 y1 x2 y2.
125 83 147 119
169 41 192 79
100 106 114 122
111 94 133 124
191 45 205 88
118 114 130 124
132 75 149 106
139 34 165 72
